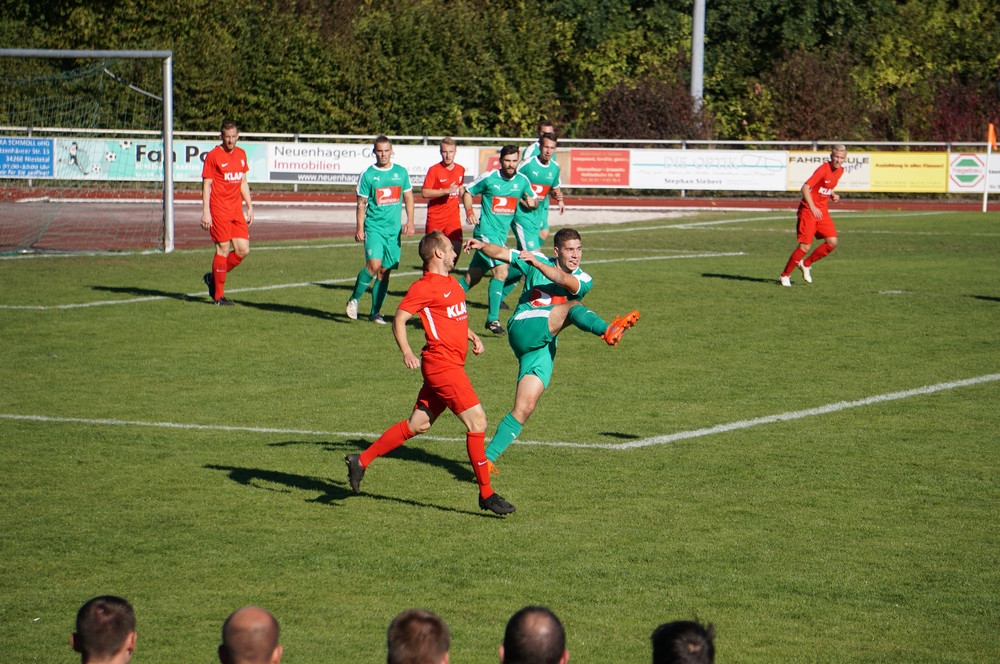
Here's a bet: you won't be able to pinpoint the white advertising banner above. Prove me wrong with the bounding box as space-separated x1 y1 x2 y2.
787 152 870 192
947 152 1000 193
629 149 787 191
266 142 479 186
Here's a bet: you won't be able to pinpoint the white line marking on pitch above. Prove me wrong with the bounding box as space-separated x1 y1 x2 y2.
4 373 996 449
0 252 742 310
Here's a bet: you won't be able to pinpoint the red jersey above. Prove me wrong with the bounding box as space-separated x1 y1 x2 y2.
422 162 465 232
398 272 469 368
202 145 249 219
799 161 844 214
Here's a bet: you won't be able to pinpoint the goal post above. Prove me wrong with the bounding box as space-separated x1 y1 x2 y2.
0 48 175 252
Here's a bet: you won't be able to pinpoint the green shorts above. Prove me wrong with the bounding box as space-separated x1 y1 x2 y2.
364 227 401 269
507 310 558 388
469 247 504 273
511 221 540 251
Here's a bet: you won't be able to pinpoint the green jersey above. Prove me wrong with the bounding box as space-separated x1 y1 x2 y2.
513 156 561 249
508 250 593 319
466 169 535 244
356 163 412 234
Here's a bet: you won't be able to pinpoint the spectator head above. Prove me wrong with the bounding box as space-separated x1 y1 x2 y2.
650 620 715 664
218 606 283 664
71 596 136 664
387 608 450 664
500 606 568 664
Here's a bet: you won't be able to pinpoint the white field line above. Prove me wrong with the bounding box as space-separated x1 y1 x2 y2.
0 252 743 310
4 373 997 449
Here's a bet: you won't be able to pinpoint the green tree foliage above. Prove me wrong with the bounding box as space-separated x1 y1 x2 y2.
1 0 998 141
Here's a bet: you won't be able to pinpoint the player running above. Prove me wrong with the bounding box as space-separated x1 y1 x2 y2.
779 145 847 286
463 228 639 470
345 231 515 515
460 145 538 335
346 136 416 323
201 119 254 306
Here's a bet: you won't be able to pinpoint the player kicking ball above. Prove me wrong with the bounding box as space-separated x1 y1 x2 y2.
345 231 515 515
463 228 639 472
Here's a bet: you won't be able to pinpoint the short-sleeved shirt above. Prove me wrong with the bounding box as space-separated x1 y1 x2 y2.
513 156 561 245
508 250 593 320
397 271 470 369
422 162 465 233
357 163 412 234
519 141 541 165
202 145 249 221
798 161 844 217
465 169 536 244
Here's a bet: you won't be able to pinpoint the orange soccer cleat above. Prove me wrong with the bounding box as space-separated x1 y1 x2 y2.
601 310 640 346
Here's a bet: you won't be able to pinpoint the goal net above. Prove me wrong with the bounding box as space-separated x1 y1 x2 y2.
0 50 174 254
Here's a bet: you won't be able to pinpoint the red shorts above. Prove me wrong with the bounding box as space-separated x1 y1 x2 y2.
414 365 480 417
210 213 249 244
796 207 836 244
425 223 463 246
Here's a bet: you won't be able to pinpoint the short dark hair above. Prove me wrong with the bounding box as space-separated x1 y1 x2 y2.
552 228 581 249
538 119 555 133
387 609 450 664
221 119 238 133
503 606 565 664
651 620 715 664
418 230 450 264
374 134 392 149
75 596 135 661
500 145 520 160
539 132 558 145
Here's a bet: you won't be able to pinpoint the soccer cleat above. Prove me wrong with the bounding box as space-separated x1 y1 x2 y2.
487 460 500 476
369 313 387 325
479 492 516 515
779 275 792 287
499 300 510 311
600 310 640 346
797 260 812 283
214 297 235 306
345 454 365 494
485 320 506 336
345 299 359 320
203 272 215 300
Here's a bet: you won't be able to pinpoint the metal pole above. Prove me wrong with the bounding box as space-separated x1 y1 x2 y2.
690 0 705 113
984 142 992 213
163 55 175 252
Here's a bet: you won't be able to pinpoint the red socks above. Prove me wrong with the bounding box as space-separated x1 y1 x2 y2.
781 247 807 277
360 420 415 468
805 243 834 266
212 254 228 299
226 252 244 271
466 432 494 499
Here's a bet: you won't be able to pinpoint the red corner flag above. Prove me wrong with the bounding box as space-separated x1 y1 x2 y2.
989 123 998 150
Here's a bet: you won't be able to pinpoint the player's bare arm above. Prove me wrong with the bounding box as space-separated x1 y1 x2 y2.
462 190 478 226
801 183 822 219
520 251 581 293
240 179 254 225
392 310 421 369
552 186 566 215
355 196 368 242
421 183 460 199
520 192 539 210
463 239 508 262
200 178 213 230
468 329 485 356
403 190 415 236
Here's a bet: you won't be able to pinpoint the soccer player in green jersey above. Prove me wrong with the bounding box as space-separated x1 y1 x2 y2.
463 228 640 471
347 135 415 324
461 145 538 335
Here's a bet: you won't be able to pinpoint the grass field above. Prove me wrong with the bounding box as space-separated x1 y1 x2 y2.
1 210 998 663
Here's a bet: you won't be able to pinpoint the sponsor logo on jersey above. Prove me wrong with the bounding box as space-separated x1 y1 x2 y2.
818 185 835 197
491 196 518 215
528 287 568 308
446 301 467 318
223 172 244 182
376 186 402 205
531 184 551 197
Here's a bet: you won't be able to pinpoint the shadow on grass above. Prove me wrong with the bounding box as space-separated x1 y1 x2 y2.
91 285 205 303
701 273 777 285
203 463 492 517
969 295 1000 303
600 431 640 439
234 299 351 322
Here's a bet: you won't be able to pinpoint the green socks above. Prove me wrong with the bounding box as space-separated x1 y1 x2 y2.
565 304 608 336
486 413 523 462
351 267 375 302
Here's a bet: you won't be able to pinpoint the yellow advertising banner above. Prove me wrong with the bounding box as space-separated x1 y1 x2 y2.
868 152 948 193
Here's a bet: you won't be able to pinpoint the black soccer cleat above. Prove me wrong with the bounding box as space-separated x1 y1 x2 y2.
203 272 215 300
479 492 516 515
345 453 365 494
485 320 506 336
213 297 235 306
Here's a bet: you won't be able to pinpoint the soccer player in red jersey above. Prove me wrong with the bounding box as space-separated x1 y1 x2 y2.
345 231 515 515
780 145 847 286
421 137 468 260
201 120 254 305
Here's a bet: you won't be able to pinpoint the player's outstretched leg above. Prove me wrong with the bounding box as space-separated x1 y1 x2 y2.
486 413 523 464
780 246 808 286
345 421 416 494
600 310 640 346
